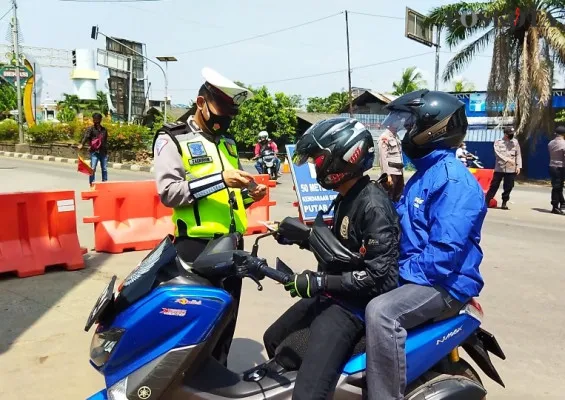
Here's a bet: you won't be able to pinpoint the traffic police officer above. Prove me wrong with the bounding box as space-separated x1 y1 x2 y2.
152 67 267 365
485 126 522 210
378 125 404 202
548 125 565 214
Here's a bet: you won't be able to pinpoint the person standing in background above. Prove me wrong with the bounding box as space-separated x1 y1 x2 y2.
548 125 565 215
485 127 522 210
378 126 404 202
78 113 108 187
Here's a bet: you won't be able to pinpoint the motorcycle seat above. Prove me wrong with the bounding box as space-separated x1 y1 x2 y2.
275 302 467 371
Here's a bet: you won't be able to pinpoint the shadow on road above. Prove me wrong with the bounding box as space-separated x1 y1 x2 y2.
531 207 558 214
0 252 111 355
228 338 267 372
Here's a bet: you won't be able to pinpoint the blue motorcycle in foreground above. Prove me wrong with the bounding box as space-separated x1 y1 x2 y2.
85 212 506 399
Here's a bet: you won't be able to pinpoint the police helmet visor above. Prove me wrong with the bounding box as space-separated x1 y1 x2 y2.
381 111 415 139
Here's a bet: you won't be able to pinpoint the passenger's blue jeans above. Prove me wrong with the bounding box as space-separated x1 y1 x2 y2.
365 284 460 400
90 152 108 185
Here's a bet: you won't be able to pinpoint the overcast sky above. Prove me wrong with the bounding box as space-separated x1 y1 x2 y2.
0 0 521 104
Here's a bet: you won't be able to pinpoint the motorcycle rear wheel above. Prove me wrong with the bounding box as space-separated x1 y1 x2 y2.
405 358 485 400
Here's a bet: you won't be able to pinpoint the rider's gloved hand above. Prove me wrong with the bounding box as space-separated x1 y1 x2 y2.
275 233 294 246
284 270 327 298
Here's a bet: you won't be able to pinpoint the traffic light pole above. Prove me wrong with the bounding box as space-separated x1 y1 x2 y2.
11 0 24 143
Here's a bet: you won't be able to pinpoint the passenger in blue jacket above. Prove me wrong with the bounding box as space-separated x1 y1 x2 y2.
365 90 487 400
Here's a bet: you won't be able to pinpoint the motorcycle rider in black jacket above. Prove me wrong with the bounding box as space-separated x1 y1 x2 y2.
263 117 400 400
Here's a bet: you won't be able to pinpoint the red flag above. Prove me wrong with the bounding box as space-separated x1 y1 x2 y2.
77 155 94 176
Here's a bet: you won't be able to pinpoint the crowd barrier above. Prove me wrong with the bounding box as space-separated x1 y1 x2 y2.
82 176 277 253
469 168 498 208
82 181 175 253
0 191 86 278
245 175 277 235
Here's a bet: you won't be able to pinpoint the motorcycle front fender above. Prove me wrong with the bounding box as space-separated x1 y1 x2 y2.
86 390 107 400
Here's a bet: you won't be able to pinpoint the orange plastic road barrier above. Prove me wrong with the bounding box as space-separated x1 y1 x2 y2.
245 174 277 235
468 168 498 208
0 191 85 278
82 177 278 252
468 168 495 193
82 181 174 253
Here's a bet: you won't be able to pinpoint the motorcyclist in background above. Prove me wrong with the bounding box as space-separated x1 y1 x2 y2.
364 90 487 400
263 117 400 400
254 131 281 176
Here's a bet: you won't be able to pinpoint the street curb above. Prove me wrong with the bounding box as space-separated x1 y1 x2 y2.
0 151 153 173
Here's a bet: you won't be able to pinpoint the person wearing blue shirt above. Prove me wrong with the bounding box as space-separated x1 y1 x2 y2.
364 90 487 400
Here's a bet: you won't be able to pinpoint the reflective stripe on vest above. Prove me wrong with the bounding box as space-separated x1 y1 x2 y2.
173 133 248 238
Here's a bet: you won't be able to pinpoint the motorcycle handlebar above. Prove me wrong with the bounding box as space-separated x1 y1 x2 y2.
258 263 291 285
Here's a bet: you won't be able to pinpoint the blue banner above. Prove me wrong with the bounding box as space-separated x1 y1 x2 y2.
286 145 338 222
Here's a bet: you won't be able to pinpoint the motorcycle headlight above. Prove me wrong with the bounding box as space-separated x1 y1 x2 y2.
90 327 125 368
107 377 128 400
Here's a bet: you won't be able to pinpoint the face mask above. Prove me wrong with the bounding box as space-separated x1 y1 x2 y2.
201 102 233 134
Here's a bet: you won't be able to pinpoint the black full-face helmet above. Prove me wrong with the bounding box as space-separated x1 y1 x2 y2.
382 89 468 160
293 117 375 190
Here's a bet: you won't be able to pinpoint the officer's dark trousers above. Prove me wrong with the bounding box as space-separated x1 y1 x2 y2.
549 166 565 207
485 172 516 203
174 236 243 367
263 296 364 400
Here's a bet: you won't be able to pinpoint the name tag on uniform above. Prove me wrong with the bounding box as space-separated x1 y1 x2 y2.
189 156 213 165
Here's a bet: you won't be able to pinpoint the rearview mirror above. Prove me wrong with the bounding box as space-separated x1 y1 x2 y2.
278 217 310 243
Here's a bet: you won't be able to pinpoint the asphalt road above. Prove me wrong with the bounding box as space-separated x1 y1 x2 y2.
0 156 564 399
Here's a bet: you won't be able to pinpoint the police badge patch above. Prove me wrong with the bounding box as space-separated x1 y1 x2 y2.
188 142 207 158
340 216 349 239
224 141 238 157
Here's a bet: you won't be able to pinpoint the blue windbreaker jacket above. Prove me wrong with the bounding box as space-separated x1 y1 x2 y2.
396 149 486 302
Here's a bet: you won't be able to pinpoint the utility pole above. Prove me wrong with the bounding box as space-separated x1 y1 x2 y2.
11 0 23 143
345 10 353 117
434 26 441 91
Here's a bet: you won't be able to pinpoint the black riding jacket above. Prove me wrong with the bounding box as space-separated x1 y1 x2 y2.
322 175 400 307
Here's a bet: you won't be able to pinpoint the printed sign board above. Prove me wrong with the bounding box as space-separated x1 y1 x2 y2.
0 65 32 87
286 144 338 222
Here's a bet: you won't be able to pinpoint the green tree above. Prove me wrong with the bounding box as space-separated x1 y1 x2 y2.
306 91 349 113
58 94 81 113
96 91 109 116
0 83 17 116
57 106 76 123
556 110 565 122
452 78 476 92
426 0 565 138
228 85 297 147
392 67 427 95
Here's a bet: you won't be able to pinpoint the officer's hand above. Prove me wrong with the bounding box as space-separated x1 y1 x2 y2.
250 184 267 201
223 169 253 188
516 168 521 175
284 270 326 298
387 174 393 185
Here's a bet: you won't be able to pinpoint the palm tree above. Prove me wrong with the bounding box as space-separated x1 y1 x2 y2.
96 91 109 116
58 93 81 113
328 92 349 113
452 78 476 92
392 67 427 96
426 0 565 138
